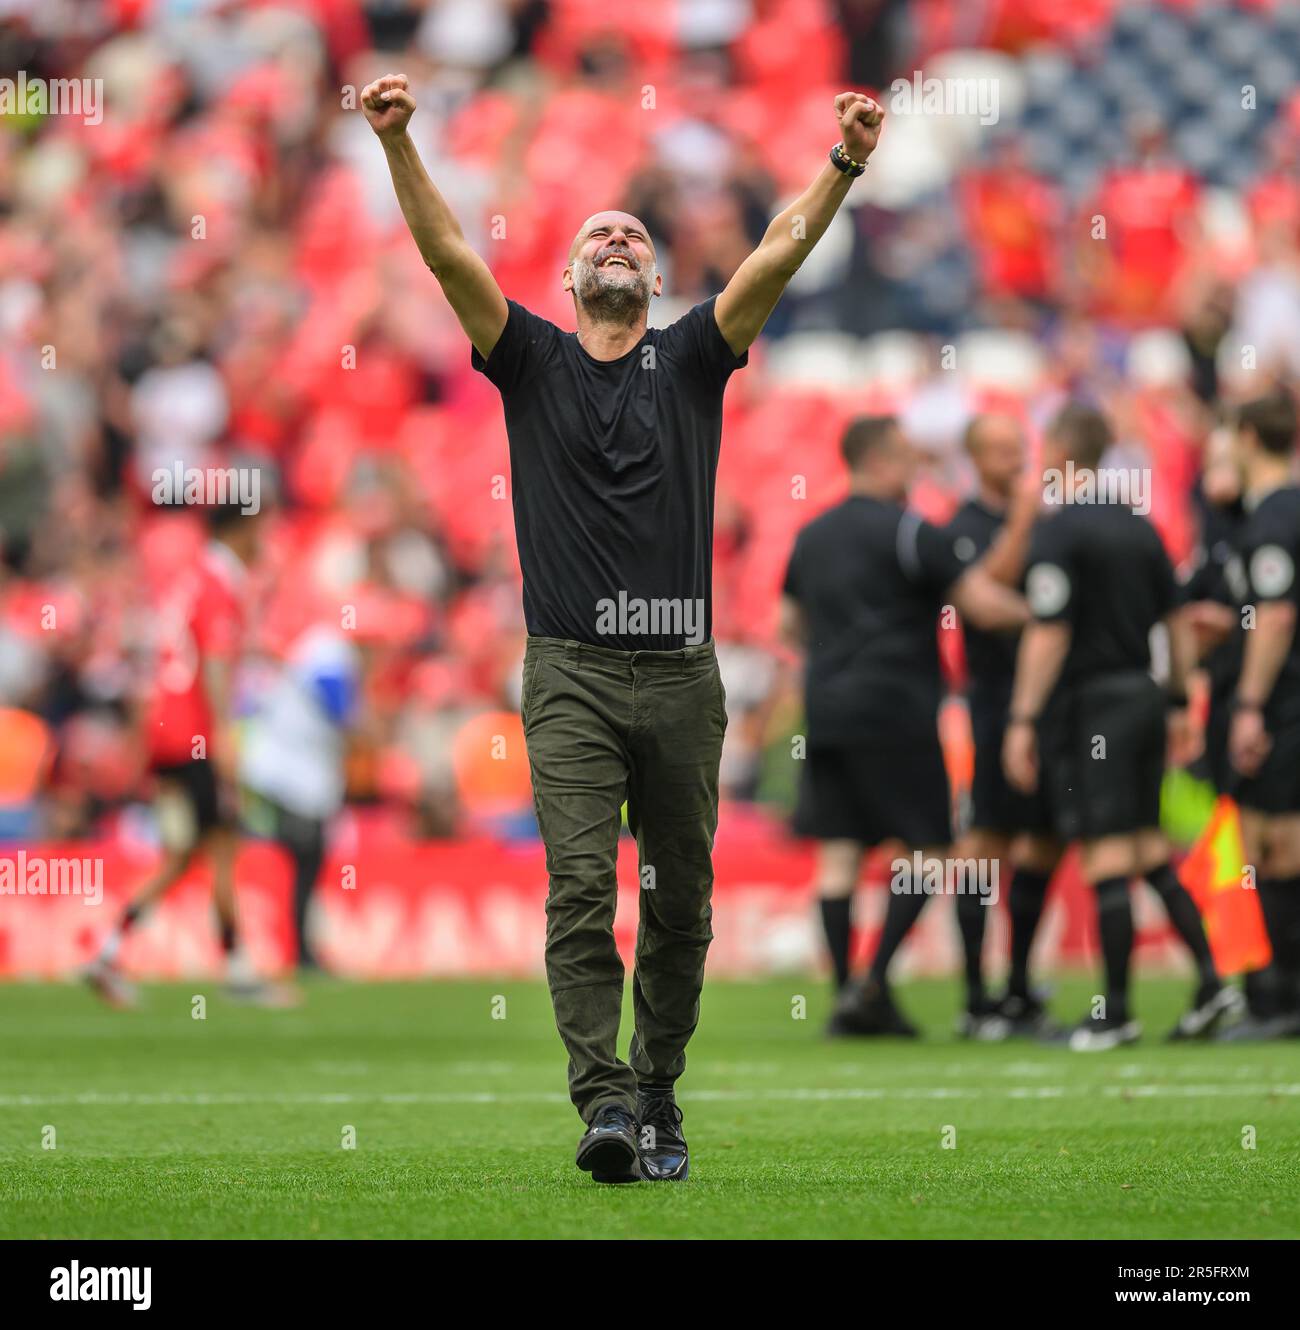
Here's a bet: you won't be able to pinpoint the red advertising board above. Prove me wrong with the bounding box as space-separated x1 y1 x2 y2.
1 821 1192 980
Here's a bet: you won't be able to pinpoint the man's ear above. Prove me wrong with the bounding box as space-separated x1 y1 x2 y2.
562 264 574 292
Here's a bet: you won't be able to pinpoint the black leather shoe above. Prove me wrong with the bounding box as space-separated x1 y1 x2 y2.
575 1103 641 1183
635 1086 689 1181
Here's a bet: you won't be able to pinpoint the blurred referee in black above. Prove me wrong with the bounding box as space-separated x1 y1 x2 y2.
1225 390 1300 1040
1179 421 1275 1021
781 415 1029 1037
1182 422 1250 805
365 72 888 1180
946 413 1063 1038
1003 404 1240 1051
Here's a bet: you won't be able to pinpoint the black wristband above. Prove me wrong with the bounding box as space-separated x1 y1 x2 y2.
1166 691 1189 710
1231 697 1262 713
829 142 867 177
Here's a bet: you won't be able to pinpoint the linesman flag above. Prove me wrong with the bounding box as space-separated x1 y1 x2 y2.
1179 795 1272 976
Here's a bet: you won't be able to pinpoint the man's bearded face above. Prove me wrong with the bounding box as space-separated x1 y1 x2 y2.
571 244 657 321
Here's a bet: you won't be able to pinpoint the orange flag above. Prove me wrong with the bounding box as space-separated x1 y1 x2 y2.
1179 795 1272 976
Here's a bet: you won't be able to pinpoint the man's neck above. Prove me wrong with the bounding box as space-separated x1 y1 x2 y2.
575 310 648 361
849 476 903 503
1244 457 1294 506
1069 469 1095 503
975 482 1010 514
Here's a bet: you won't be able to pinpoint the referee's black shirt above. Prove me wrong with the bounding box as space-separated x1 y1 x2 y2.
1180 488 1248 709
945 497 1020 703
783 494 966 744
1024 502 1177 685
1239 484 1300 725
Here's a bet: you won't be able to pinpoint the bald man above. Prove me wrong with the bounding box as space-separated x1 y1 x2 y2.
945 413 1063 1039
364 73 884 1183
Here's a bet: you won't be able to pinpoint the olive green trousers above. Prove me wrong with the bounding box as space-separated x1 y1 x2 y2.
521 636 726 1122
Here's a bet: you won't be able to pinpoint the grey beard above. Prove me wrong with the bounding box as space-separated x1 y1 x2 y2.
573 258 653 324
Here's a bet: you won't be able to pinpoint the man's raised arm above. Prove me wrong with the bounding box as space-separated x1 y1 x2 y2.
714 92 884 357
362 74 507 360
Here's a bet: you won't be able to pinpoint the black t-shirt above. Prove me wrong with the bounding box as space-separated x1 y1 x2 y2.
782 495 967 743
1025 503 1176 686
945 497 1020 702
1179 489 1247 705
472 296 747 649
1239 485 1300 724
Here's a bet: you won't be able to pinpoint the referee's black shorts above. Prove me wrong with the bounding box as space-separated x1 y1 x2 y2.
1233 711 1300 815
1041 671 1165 841
967 688 1053 837
794 732 951 848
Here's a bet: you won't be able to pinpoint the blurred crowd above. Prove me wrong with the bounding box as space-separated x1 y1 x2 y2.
2 0 1300 842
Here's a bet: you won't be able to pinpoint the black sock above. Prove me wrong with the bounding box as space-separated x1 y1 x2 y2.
1094 876 1133 1022
955 888 987 1008
219 922 237 954
1257 876 1300 1013
868 888 928 986
1146 862 1218 987
1279 875 1300 1009
819 897 852 992
1007 869 1051 998
1242 966 1278 1019
121 902 143 932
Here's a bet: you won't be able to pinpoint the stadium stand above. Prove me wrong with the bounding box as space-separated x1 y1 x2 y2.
1 0 1298 848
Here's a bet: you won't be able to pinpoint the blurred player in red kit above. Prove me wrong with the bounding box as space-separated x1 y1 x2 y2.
84 503 283 1006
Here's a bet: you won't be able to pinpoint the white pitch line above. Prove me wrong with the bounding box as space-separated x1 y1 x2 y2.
1 1084 1299 1108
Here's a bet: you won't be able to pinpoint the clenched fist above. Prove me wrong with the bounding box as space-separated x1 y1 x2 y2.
361 73 416 140
834 91 884 161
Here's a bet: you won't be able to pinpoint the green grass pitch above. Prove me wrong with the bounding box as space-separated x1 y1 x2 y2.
1 976 1297 1239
